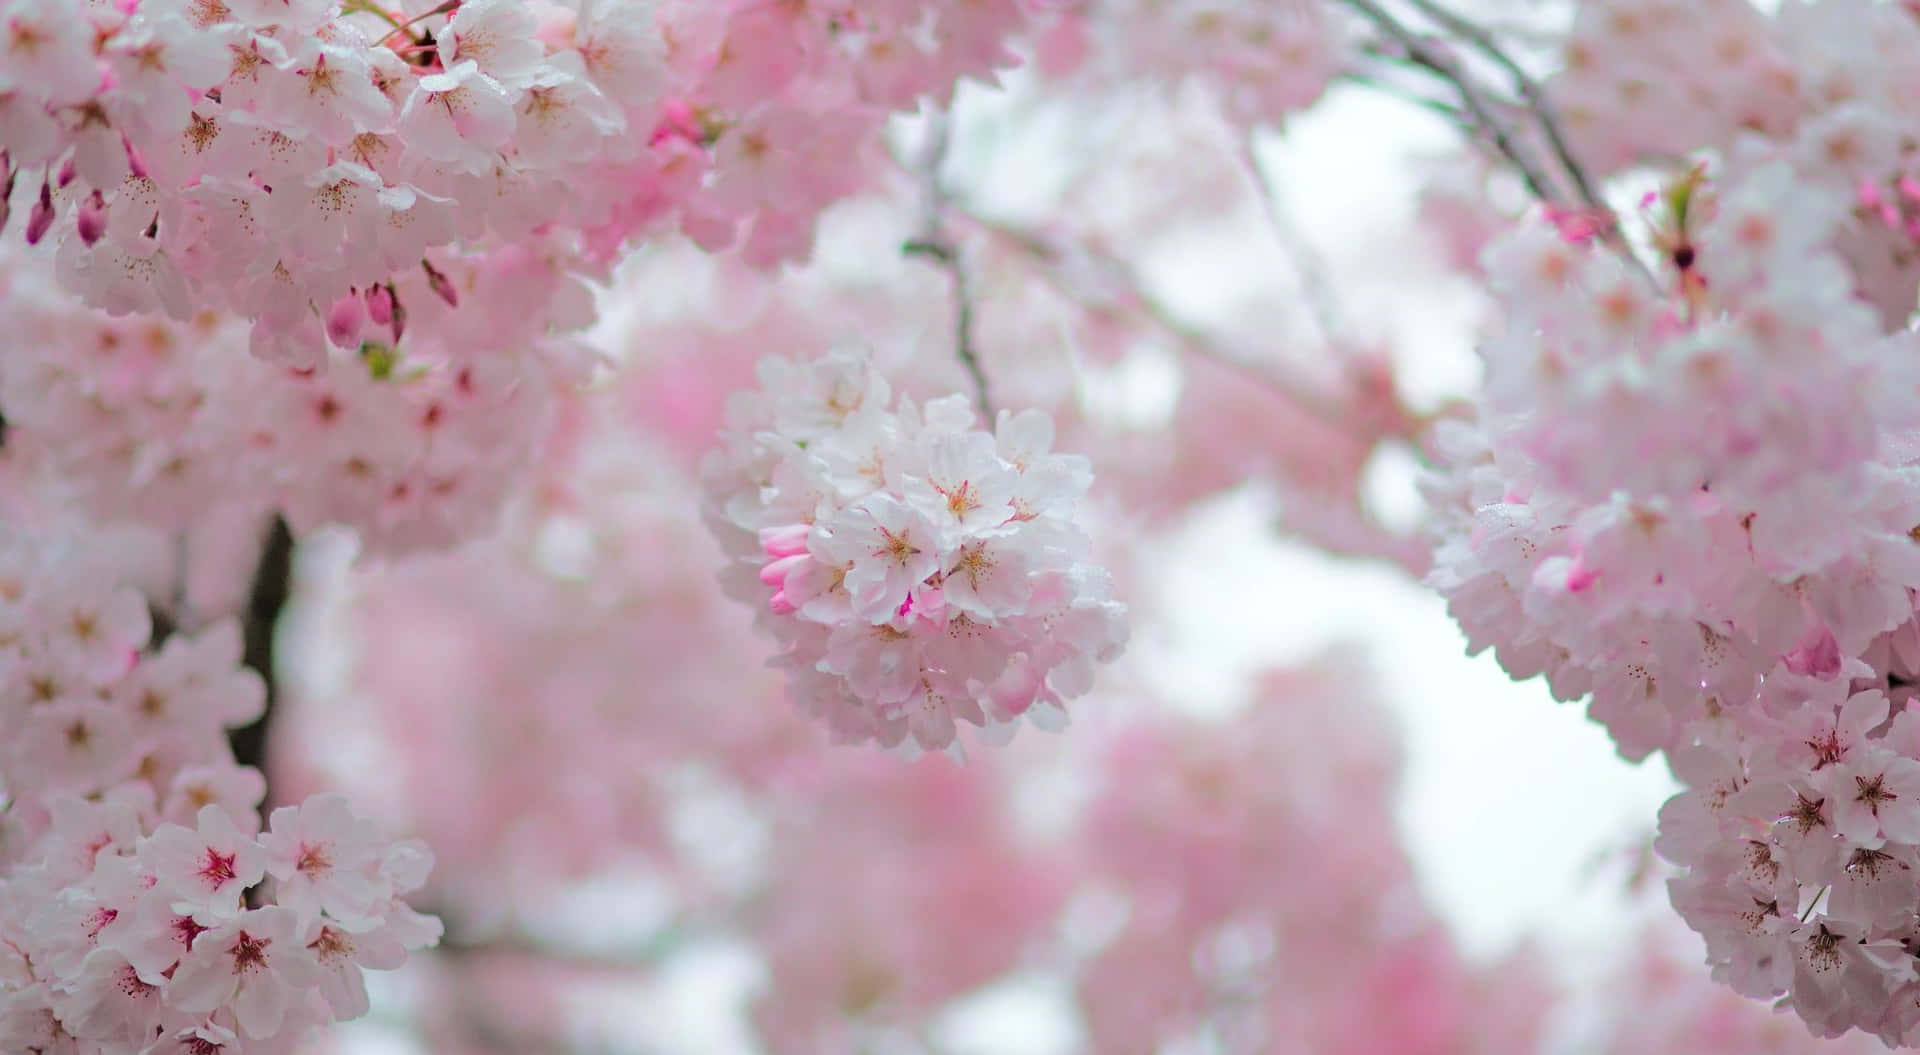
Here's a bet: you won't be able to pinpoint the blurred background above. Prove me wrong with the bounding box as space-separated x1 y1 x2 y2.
274 27 1705 1054
4 0 1871 1051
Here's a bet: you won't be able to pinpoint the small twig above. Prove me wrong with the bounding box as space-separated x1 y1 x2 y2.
905 112 994 418
1402 0 1602 210
951 208 1358 431
1236 136 1347 345
1800 885 1830 923
1342 0 1555 202
1346 0 1657 287
1334 69 1469 125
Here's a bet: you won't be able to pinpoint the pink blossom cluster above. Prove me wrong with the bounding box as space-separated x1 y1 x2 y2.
0 529 260 817
0 245 580 555
0 528 439 1054
747 752 1067 1052
297 395 808 895
1587 921 1894 1055
702 350 1127 756
0 0 1041 370
1071 658 1551 1054
1038 0 1345 127
1544 0 1920 328
1425 161 1920 1040
0 0 668 363
644 0 1035 268
1547 0 1801 175
1549 0 1920 186
1 797 441 1055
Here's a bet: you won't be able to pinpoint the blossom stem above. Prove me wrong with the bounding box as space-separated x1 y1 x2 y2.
1401 0 1602 209
1340 0 1555 201
1342 0 1659 288
1235 134 1346 345
1801 884 1830 923
905 110 994 419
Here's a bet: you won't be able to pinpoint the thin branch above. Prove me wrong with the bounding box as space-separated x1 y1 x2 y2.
1401 0 1603 211
1236 136 1347 346
905 111 994 419
1334 69 1468 125
1340 0 1556 202
950 207 1360 433
903 238 991 417
1345 0 1658 287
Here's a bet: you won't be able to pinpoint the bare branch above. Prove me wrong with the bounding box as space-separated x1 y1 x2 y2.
905 111 994 419
1236 136 1347 345
950 207 1367 436
1334 68 1469 126
1401 0 1604 212
1340 0 1556 201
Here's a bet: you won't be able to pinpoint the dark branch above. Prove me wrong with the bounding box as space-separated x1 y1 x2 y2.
903 237 991 417
906 110 994 420
1342 0 1555 201
1401 0 1607 212
231 515 293 782
1341 0 1657 288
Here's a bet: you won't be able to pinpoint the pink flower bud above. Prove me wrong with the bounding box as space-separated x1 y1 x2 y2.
758 523 811 558
365 284 394 326
325 293 366 350
56 158 75 188
768 590 797 615
25 181 55 245
76 190 106 246
758 553 808 588
422 259 458 307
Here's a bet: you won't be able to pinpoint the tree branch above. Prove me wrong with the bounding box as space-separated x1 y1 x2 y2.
1236 136 1347 346
232 515 293 791
951 207 1372 435
1400 0 1604 212
904 110 994 419
1342 0 1658 287
1341 0 1555 201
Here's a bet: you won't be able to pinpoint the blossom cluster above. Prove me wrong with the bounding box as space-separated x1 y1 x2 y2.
702 351 1127 756
0 0 1041 372
0 528 439 1053
0 242 581 556
1425 155 1920 1040
1065 659 1547 1055
0 0 665 361
1546 0 1920 327
1039 0 1345 128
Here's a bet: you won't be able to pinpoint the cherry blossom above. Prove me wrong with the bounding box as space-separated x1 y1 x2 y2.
14 0 1920 1047
702 349 1128 755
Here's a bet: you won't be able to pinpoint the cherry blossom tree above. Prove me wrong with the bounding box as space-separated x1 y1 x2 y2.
7 0 1920 1050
